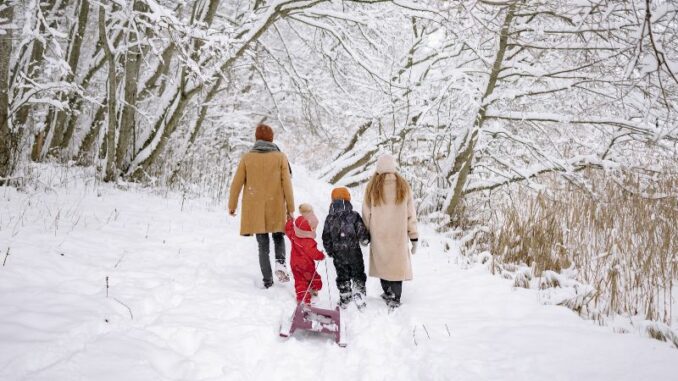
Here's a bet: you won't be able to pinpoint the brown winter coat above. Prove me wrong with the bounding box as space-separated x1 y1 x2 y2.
362 173 418 281
228 151 294 236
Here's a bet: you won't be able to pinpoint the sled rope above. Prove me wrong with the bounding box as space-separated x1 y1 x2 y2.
289 224 332 306
323 259 332 305
290 237 325 305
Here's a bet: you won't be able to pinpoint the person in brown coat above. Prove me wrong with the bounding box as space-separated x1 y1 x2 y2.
229 124 295 288
362 154 418 309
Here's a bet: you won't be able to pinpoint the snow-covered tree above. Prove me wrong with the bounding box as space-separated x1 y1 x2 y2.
323 0 678 224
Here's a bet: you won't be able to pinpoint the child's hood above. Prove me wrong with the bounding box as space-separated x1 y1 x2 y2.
294 216 316 239
329 199 353 214
299 203 319 230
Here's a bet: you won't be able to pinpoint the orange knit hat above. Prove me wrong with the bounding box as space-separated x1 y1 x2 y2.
331 187 351 201
255 124 274 142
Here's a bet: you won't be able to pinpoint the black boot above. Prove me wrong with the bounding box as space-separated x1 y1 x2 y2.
335 261 353 309
353 279 367 311
380 292 394 303
380 279 402 310
338 292 352 309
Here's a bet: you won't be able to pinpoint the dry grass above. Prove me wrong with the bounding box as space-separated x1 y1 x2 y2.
489 170 678 325
646 322 678 349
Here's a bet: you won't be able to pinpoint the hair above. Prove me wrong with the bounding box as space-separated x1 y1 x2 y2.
365 172 409 207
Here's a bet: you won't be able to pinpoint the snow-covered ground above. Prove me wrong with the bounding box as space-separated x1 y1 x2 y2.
0 165 676 381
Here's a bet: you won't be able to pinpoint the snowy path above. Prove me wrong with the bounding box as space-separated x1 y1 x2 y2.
0 167 676 381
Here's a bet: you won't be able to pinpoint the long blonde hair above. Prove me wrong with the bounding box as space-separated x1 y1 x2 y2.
365 172 409 207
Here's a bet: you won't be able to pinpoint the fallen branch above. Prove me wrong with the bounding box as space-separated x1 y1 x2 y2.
2 247 9 266
114 252 126 269
113 297 134 320
422 324 431 339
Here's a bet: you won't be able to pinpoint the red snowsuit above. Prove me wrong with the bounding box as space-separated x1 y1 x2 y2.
285 217 325 303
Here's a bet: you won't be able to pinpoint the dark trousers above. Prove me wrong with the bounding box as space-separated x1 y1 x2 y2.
334 257 367 300
380 279 403 303
256 232 285 284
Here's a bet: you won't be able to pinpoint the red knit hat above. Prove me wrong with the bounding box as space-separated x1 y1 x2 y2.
331 187 351 201
255 124 274 142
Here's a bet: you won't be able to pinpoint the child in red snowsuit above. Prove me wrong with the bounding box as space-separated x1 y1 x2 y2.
285 203 325 304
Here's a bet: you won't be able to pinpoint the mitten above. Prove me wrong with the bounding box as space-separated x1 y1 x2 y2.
410 240 418 255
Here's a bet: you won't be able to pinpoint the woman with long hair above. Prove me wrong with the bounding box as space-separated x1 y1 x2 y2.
362 154 418 309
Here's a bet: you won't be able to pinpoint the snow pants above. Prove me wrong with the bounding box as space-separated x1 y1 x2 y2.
292 267 322 303
256 232 285 287
334 256 367 304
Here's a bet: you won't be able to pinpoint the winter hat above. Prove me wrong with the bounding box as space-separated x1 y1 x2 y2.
375 153 397 174
331 187 351 201
255 124 274 142
298 203 319 231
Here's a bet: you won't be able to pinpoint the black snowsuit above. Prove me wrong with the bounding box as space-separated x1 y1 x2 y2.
322 200 370 306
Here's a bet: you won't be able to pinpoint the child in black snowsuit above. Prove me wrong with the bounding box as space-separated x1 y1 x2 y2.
322 187 370 309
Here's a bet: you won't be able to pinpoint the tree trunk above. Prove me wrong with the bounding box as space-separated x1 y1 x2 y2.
444 3 517 220
0 3 15 180
168 74 224 184
137 42 175 103
128 0 222 180
67 22 127 162
76 98 106 165
128 90 188 180
16 0 52 132
28 0 69 161
99 5 118 182
25 1 56 162
117 0 146 169
49 0 90 155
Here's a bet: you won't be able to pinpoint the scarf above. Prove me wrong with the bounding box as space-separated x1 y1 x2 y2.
251 140 281 153
294 225 316 239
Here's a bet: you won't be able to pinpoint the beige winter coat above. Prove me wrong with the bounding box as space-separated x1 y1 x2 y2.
228 151 294 236
362 174 419 281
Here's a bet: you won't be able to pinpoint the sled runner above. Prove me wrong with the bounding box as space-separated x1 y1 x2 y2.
279 302 346 347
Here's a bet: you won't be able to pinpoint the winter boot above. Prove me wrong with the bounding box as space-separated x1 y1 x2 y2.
275 262 290 283
338 292 352 309
387 299 401 312
380 292 394 303
353 280 367 311
353 292 366 311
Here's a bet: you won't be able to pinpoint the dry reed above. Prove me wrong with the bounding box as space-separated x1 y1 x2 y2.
489 171 677 325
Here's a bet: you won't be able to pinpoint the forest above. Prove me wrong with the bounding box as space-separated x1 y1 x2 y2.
0 0 677 378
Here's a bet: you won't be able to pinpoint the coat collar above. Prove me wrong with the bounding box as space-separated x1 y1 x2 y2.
330 199 353 214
